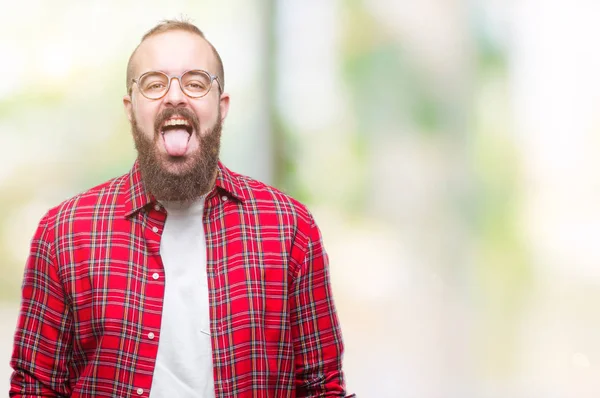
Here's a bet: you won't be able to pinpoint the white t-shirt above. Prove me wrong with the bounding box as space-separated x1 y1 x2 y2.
149 197 215 398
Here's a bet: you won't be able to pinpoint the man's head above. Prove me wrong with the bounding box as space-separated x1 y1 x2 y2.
126 21 225 95
123 19 230 202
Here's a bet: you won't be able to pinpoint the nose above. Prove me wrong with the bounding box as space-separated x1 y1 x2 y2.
164 77 187 107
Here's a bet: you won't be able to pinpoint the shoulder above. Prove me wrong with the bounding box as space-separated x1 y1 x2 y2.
223 166 315 227
42 171 130 231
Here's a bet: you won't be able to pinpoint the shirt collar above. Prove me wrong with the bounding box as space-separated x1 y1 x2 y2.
122 160 246 218
214 161 247 202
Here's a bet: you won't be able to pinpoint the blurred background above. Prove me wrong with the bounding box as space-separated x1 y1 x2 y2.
1 0 600 396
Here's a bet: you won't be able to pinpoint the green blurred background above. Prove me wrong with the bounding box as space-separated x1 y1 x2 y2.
2 0 600 396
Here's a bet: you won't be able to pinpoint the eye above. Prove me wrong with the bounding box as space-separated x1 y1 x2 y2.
186 81 207 91
147 82 166 90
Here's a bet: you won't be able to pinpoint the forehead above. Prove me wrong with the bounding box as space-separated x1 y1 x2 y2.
133 30 216 76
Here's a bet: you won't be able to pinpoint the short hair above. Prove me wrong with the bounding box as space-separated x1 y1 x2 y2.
126 19 225 94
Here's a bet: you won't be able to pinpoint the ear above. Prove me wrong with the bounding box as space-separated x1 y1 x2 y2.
219 92 230 122
123 94 133 123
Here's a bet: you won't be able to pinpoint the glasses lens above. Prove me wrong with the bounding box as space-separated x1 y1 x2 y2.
181 70 212 97
138 72 169 99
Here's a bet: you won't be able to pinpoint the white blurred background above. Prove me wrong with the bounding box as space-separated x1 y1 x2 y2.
2 0 600 396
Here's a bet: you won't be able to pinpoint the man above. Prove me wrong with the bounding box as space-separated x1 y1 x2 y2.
10 19 353 397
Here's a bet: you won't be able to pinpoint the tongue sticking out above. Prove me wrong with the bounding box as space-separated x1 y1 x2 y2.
162 129 190 156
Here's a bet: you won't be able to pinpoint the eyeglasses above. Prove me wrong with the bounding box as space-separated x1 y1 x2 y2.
130 69 222 100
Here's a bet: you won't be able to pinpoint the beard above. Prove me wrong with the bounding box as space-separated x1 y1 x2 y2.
131 107 222 202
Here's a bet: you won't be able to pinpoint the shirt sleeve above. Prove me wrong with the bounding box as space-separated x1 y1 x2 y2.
10 211 73 397
290 213 351 397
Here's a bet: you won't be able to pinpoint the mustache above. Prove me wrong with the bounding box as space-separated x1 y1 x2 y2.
153 108 200 136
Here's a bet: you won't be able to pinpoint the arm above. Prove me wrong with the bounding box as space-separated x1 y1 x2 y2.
10 212 73 397
290 214 353 397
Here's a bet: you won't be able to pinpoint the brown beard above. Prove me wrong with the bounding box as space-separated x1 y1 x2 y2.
131 107 222 202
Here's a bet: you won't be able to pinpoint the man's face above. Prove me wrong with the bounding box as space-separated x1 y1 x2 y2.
123 30 230 201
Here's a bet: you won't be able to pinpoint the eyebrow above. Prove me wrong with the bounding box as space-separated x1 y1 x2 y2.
139 69 213 76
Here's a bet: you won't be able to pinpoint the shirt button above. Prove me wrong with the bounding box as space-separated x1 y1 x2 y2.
152 273 159 280
152 226 159 233
222 195 228 201
154 204 161 211
148 332 155 340
136 387 144 395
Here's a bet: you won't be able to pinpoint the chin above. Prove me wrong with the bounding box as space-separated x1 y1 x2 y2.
157 154 195 173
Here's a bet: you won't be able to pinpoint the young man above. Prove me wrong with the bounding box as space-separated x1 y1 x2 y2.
9 20 353 398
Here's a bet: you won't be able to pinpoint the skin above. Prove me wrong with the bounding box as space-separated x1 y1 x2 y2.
123 30 230 178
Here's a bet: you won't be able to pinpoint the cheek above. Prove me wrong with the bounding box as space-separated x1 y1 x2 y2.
134 105 159 134
193 104 219 128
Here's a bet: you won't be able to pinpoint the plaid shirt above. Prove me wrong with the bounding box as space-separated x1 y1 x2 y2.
10 161 352 398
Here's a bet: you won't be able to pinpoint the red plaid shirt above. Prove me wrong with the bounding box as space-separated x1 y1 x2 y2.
10 161 352 397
